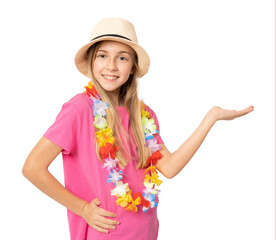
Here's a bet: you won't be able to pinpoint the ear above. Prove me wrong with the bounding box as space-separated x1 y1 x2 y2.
130 65 135 74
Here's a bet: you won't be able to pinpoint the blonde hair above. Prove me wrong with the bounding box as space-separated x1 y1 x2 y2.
86 41 151 169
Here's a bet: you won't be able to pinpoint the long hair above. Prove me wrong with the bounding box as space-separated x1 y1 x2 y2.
86 41 151 169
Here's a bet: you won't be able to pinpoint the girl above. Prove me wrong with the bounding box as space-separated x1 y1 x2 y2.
22 18 254 240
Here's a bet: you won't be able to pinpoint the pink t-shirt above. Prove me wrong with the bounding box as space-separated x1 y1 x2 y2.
43 92 164 240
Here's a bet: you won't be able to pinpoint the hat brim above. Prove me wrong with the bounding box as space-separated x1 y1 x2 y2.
74 36 150 78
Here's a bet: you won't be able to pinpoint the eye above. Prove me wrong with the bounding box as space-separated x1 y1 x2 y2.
118 56 127 61
97 54 106 58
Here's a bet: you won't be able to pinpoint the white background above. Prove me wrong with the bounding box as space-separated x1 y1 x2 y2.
0 0 274 239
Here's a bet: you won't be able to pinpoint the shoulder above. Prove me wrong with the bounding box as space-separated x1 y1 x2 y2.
67 92 91 107
64 92 92 114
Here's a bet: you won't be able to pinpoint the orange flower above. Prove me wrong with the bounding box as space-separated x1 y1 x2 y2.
99 142 118 159
146 150 162 166
133 192 150 208
145 166 157 175
84 83 99 98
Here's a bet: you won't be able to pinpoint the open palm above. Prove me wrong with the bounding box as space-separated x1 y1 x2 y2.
212 105 254 121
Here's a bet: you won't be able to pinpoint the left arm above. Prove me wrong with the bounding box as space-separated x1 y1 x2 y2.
156 105 254 179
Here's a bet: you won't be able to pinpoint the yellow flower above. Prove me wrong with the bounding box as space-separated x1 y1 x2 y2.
96 128 115 147
84 81 93 89
125 196 141 212
141 109 150 118
144 172 163 186
116 190 133 207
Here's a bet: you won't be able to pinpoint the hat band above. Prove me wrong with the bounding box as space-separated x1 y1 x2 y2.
91 34 132 42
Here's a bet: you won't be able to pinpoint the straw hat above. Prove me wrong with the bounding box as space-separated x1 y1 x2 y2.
75 18 150 78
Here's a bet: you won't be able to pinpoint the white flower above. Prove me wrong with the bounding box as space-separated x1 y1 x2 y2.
94 114 107 129
143 193 158 208
143 181 160 196
107 169 123 185
111 181 129 197
146 137 161 153
103 157 118 171
92 100 109 117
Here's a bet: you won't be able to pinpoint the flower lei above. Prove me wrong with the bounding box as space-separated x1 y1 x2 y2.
84 81 163 213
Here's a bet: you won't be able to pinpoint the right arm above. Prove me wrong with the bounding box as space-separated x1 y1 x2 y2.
22 137 88 216
22 136 119 233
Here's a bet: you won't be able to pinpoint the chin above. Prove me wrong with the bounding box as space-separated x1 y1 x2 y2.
100 84 120 92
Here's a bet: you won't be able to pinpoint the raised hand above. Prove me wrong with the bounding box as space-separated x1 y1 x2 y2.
81 198 120 234
211 105 254 121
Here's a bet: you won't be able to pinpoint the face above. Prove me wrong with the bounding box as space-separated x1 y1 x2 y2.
92 40 135 96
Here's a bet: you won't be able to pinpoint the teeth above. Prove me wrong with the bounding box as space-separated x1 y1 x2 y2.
103 75 118 80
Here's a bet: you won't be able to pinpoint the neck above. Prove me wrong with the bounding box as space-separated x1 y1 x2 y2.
108 88 123 107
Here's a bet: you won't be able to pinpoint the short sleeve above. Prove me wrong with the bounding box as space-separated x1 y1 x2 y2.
43 101 79 154
145 105 164 145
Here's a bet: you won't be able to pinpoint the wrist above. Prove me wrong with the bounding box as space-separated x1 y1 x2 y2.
207 107 219 123
80 201 89 219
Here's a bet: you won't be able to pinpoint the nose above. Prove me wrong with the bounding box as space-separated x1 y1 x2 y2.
106 58 118 71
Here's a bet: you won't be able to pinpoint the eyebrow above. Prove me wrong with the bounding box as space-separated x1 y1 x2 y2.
97 49 132 55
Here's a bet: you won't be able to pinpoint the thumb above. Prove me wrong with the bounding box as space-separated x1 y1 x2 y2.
92 198 101 206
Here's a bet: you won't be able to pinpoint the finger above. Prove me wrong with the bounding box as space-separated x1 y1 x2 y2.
94 219 117 230
246 105 254 113
97 207 117 218
97 214 120 226
237 105 254 117
91 223 109 234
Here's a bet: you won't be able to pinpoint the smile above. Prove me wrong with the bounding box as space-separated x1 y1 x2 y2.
102 75 119 81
